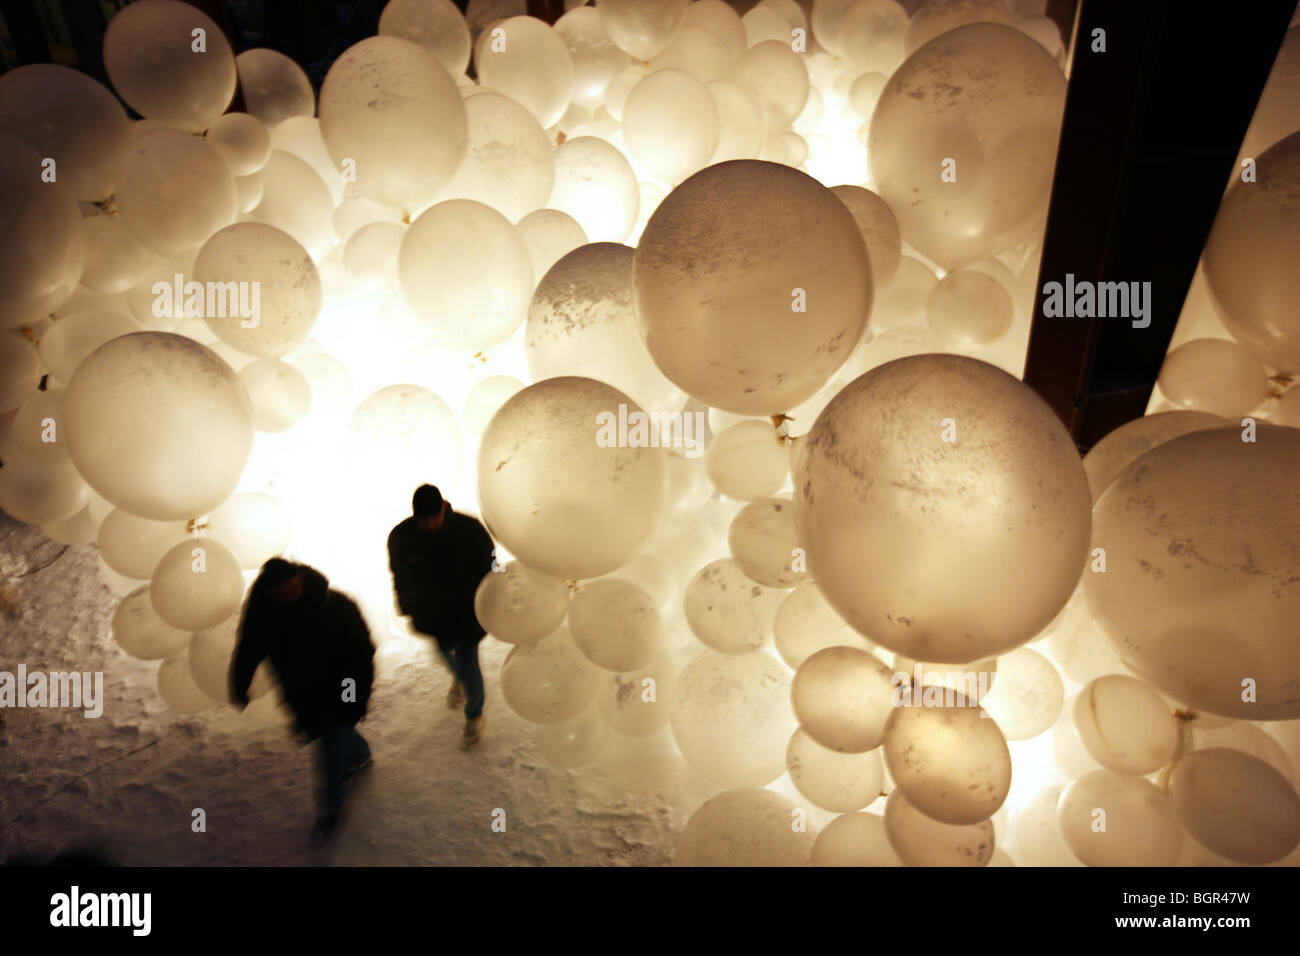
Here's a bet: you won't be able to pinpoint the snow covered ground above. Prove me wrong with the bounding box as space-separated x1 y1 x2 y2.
0 513 687 866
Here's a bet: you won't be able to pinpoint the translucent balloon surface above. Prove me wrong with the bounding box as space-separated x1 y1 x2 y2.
676 788 814 866
500 625 599 723
1169 748 1300 864
150 538 244 631
438 92 554 223
474 561 569 645
1081 410 1224 503
474 16 574 130
683 558 785 654
112 586 189 660
1058 769 1183 866
117 130 237 258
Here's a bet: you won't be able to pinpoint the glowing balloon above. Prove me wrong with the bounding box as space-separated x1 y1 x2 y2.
97 509 189 580
157 653 218 713
812 811 903 866
500 625 599 723
379 0 472 77
883 788 994 867
705 420 789 500
981 647 1062 741
634 160 870 415
112 586 189 660
536 705 607 769
683 558 785 654
11 390 69 465
1085 425 1300 719
342 221 405 286
670 648 794 787
294 353 353 421
742 5 790 47
206 493 292 569
117 130 237 258
150 538 244 631
0 452 88 526
788 728 885 812
773 582 874 670
477 377 665 579
235 49 315 130
926 270 1014 345
602 725 685 793
569 577 660 672
596 648 677 737
103 0 236 131
1157 338 1267 417
829 185 901 293
792 646 896 753
1058 769 1183 866
1081 410 1224 503
870 256 937 331
190 615 274 703
319 35 468 209
623 69 719 185
1072 675 1179 775
649 26 735 83
0 136 84 329
684 0 746 57
734 41 809 130
474 16 573 130
555 6 632 111
676 788 814 866
550 136 640 243
795 354 1091 662
474 561 569 645
706 80 764 163
206 112 271 176
270 117 345 204
598 0 688 61
399 200 533 349
848 72 888 119
1169 748 1300 864
439 92 554 222
869 24 1066 269
839 0 908 74
726 499 806 589
64 332 253 521
0 64 130 201
1010 785 1082 867
526 242 683 413
237 360 311 432
463 375 524 435
77 216 148 295
516 209 589 282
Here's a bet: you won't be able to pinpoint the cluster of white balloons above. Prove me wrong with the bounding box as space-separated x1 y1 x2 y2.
2 0 1299 867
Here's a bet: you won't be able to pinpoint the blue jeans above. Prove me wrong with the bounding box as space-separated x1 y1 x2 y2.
437 640 485 720
316 725 371 817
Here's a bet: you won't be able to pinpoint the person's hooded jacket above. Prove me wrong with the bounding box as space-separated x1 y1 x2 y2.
387 508 496 644
229 566 375 741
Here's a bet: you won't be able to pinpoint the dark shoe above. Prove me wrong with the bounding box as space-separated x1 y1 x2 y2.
460 715 485 751
310 812 342 847
343 757 372 783
447 680 465 709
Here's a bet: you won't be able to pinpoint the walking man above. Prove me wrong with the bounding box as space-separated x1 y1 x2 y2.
388 485 497 750
230 558 376 846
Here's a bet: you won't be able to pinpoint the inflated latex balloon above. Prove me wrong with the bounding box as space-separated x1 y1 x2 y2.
235 49 315 130
344 385 464 523
1058 769 1183 866
157 653 218 714
980 647 1062 741
555 6 631 111
77 216 148 295
237 360 311 432
839 0 908 74
812 812 903 867
670 648 795 787
438 92 553 223
734 41 809 131
787 728 885 813
705 420 789 500
149 538 244 631
269 117 345 204
727 498 806 588
1169 748 1300 864
596 648 677 737
683 558 785 654
536 705 607 769
1193 723 1293 784
623 69 718 185
550 137 640 243
379 0 472 76
1085 426 1300 719
11 390 69 465
649 25 735 83
293 353 353 421
602 725 685 793
1204 136 1300 372
0 452 88 525
206 113 270 176
41 506 98 546
792 646 896 753
676 787 814 866
634 161 870 415
246 151 335 260
500 625 599 723
869 257 937 331
1072 675 1179 775
399 200 533 349
1156 338 1267 417
474 16 573 130
205 493 292 569
926 270 1014 345
112 586 189 660
474 561 569 645
883 692 1012 825
526 242 683 413
342 221 404 285
903 0 1018 56
773 582 874 670
795 354 1090 663
319 36 468 210
64 332 253 521
829 185 901 292
869 24 1066 269
0 64 130 201
883 788 994 867
742 4 790 47
117 130 237 258
190 615 274 703
334 195 403 243
1010 785 1081 867
103 0 236 132
0 136 84 329
477 377 665 579
193 223 322 358
598 0 688 61
97 509 189 580
706 80 764 163
517 209 589 282
1081 410 1224 503
569 578 660 672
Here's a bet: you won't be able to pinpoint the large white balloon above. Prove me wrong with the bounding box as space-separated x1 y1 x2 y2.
117 130 237 258
475 16 574 130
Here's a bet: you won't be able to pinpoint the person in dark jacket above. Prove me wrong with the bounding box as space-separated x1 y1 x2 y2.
230 558 376 845
387 484 496 750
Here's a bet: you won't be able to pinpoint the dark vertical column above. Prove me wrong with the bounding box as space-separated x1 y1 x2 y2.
1021 0 1294 450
